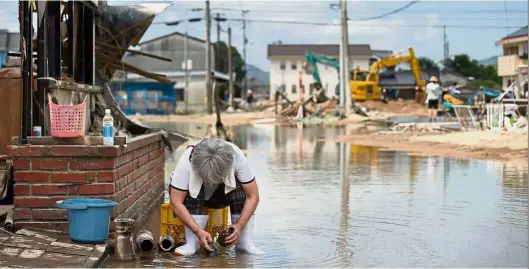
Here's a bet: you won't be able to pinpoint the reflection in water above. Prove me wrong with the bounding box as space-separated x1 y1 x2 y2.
105 123 528 268
338 142 352 265
409 156 418 195
297 123 303 161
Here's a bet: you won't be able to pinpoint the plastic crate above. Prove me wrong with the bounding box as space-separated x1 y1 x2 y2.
160 203 229 246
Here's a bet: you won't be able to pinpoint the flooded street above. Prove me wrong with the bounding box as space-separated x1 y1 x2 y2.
103 123 528 268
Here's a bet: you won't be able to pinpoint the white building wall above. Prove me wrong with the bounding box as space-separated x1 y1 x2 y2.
269 57 370 101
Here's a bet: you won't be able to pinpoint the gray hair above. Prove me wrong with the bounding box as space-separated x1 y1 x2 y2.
191 138 235 186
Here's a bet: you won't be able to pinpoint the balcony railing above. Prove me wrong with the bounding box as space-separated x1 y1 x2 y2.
498 55 522 76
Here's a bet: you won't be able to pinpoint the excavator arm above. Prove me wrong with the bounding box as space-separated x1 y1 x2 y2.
304 51 341 96
365 47 425 90
304 51 340 85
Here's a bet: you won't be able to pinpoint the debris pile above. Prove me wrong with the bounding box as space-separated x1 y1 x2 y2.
272 91 342 119
382 122 456 134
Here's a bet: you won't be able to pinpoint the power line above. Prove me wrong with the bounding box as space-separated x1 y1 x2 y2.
156 17 525 29
352 0 419 21
224 18 524 29
193 6 528 14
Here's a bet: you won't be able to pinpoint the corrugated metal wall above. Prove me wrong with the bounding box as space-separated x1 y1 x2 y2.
0 67 22 156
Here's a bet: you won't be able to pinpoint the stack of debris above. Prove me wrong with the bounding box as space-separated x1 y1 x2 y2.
274 91 341 119
381 122 459 134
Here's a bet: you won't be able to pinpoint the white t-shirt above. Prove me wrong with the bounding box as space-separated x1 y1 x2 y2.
169 141 255 200
426 82 442 100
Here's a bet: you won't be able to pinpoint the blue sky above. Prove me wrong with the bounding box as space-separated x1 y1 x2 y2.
0 0 527 71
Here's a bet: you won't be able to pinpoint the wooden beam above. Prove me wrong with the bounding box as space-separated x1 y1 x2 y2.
96 42 172 62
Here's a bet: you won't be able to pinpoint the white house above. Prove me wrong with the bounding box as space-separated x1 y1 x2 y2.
267 44 373 101
495 26 528 90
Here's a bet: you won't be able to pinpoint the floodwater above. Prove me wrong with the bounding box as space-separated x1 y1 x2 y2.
103 123 528 268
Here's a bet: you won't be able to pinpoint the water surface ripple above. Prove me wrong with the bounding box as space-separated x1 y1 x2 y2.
104 124 528 268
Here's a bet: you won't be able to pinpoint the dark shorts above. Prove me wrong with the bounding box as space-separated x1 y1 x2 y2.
427 99 439 109
170 180 249 215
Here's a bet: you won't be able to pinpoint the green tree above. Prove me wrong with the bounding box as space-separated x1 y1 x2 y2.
215 41 246 83
442 54 501 87
417 57 440 75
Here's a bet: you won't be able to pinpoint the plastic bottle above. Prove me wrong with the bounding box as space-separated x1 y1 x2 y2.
103 109 114 146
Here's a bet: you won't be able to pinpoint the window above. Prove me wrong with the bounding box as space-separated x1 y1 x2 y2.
291 61 297 70
280 84 286 93
523 45 528 56
505 46 519 55
175 88 185 101
279 61 286 70
291 84 297 94
309 83 314 94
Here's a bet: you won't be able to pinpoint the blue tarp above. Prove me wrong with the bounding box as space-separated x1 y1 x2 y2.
110 82 176 115
0 51 7 68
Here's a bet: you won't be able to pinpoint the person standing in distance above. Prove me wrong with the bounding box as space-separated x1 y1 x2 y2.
426 76 442 122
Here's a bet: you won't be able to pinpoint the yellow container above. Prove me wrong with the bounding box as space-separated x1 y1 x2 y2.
160 203 229 246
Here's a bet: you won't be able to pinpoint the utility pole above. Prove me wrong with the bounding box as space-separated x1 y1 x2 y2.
184 31 189 114
446 41 449 64
215 13 220 86
205 0 213 114
242 10 248 100
228 27 234 109
216 13 221 42
443 25 447 62
341 0 351 114
339 36 344 106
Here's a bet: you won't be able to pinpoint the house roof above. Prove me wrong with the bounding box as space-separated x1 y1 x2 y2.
139 31 207 46
495 26 528 45
502 26 528 39
378 70 429 88
267 44 372 58
372 49 393 59
118 70 230 81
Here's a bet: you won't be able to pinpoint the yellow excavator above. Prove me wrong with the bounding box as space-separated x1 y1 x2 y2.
351 47 426 101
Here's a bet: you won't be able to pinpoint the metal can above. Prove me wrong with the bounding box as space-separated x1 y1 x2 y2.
32 126 42 137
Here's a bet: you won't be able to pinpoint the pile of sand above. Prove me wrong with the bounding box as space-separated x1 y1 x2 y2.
324 130 528 165
361 100 428 117
412 130 528 151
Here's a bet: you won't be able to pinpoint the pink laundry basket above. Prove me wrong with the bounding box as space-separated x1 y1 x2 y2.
48 95 87 138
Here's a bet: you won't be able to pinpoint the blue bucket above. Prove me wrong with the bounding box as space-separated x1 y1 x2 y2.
56 198 118 244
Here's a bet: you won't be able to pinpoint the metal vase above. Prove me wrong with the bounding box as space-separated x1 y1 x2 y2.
114 218 136 261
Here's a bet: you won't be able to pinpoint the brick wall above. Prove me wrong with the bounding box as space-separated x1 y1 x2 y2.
7 132 166 232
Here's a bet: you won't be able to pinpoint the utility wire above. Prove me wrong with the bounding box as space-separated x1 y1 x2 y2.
221 14 527 22
224 18 524 29
192 6 528 14
155 17 525 29
352 0 419 21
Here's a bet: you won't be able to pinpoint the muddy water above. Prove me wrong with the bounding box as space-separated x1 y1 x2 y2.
103 123 528 268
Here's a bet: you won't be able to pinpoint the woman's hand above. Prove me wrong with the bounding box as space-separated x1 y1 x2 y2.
224 224 242 247
196 229 214 252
